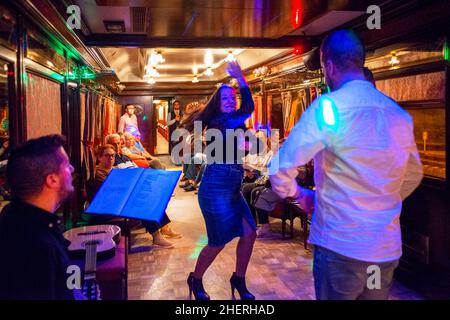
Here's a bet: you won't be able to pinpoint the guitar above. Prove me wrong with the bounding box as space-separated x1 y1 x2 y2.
63 225 121 300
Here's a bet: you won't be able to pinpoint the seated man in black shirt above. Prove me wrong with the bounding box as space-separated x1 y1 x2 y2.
0 134 81 299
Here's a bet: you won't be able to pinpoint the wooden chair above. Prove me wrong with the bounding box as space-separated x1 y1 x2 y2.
267 201 289 238
286 199 310 249
268 200 304 239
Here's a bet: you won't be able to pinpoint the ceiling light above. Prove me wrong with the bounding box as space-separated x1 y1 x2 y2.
192 76 199 83
225 50 236 62
147 77 156 84
156 51 165 64
204 67 214 77
148 66 160 77
192 65 198 75
204 49 214 67
148 53 159 67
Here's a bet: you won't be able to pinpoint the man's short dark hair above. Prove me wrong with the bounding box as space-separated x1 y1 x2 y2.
6 134 66 200
363 67 375 84
320 29 365 71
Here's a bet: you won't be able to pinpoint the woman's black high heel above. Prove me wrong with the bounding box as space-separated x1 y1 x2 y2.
230 272 255 300
187 272 210 300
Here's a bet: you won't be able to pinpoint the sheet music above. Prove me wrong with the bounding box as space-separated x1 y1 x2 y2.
86 168 181 222
122 170 181 222
86 168 142 215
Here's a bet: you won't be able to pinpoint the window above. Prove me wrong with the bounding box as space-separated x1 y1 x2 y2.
406 104 445 180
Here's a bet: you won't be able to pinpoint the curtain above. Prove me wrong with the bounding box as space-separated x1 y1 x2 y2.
252 95 263 129
281 91 292 136
267 95 272 130
26 73 61 139
80 90 122 182
80 91 86 174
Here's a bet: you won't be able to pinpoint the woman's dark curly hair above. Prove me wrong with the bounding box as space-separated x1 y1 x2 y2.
182 85 234 132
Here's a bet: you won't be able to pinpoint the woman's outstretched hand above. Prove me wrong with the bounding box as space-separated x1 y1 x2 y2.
226 61 248 87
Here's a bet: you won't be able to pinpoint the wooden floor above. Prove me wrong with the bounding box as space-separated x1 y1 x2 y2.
128 164 423 300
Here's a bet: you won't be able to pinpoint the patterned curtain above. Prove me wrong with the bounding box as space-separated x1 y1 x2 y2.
26 73 61 139
281 91 292 136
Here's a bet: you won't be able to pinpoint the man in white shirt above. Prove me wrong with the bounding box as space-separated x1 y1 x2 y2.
268 29 423 300
118 104 139 134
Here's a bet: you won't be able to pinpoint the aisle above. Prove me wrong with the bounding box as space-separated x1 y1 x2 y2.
156 132 169 155
127 183 423 300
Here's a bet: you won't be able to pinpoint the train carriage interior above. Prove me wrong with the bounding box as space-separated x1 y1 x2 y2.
0 0 450 301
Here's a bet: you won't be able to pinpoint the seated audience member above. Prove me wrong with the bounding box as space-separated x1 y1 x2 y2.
106 133 137 169
241 134 281 227
121 132 165 169
175 101 203 171
0 134 83 299
179 152 206 192
131 130 148 153
253 165 314 238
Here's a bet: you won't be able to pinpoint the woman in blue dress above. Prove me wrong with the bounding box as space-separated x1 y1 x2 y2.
184 61 257 300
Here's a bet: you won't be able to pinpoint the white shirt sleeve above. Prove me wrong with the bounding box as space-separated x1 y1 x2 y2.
269 100 327 198
167 113 177 126
400 122 423 199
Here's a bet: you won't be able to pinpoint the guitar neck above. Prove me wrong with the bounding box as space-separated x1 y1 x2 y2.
83 241 101 300
84 241 98 277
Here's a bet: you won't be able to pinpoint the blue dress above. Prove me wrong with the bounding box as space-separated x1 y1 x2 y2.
198 86 257 247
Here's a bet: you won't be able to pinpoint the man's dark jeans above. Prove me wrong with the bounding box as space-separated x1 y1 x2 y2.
313 245 399 300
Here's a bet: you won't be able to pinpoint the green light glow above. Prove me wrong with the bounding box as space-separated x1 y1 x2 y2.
322 99 335 126
318 96 339 131
189 235 208 259
49 72 65 82
67 65 95 80
444 37 449 61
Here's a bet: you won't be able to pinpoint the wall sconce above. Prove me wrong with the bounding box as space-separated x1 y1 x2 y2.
253 66 271 78
192 65 199 83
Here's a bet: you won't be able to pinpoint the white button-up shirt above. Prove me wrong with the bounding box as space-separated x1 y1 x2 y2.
118 114 138 133
269 80 423 262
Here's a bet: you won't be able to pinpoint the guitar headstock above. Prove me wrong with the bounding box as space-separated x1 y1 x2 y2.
82 278 101 300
